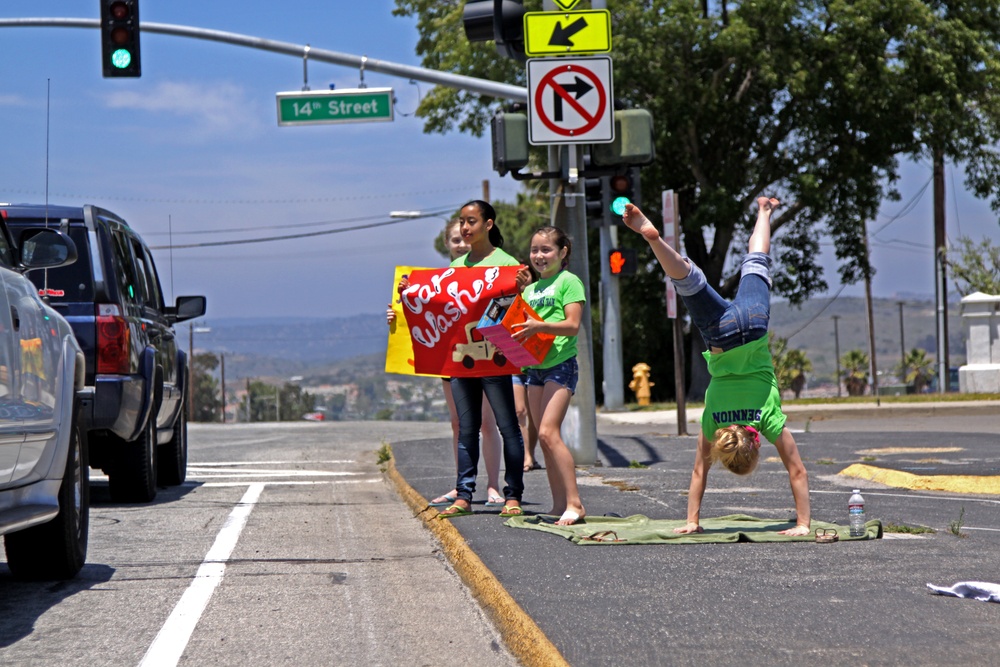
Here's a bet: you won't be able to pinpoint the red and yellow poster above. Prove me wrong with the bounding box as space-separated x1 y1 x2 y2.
385 265 523 378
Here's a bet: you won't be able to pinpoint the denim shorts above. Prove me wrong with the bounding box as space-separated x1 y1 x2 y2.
671 252 772 351
525 357 578 393
511 373 527 387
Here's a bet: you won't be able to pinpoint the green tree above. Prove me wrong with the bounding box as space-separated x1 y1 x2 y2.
841 349 871 397
394 0 1000 399
899 348 936 393
949 236 1000 296
191 352 222 423
770 335 813 399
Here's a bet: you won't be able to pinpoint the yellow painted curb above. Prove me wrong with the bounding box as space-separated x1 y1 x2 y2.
840 463 1000 494
383 450 570 667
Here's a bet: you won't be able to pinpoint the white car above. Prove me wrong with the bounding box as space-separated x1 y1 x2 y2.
0 214 88 579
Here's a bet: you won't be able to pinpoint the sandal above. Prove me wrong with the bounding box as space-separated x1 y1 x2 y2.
485 495 505 508
438 504 473 519
499 505 524 517
428 493 457 507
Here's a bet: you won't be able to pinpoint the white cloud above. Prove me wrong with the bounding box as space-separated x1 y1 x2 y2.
0 94 29 107
101 81 263 137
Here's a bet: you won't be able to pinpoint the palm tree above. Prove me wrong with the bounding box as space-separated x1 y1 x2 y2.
841 350 870 397
770 335 813 399
899 348 936 393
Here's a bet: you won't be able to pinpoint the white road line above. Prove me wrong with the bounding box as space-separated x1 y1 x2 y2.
202 478 381 488
191 460 356 466
138 483 264 667
187 469 361 477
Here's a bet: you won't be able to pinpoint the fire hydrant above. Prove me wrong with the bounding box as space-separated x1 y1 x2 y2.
629 362 654 406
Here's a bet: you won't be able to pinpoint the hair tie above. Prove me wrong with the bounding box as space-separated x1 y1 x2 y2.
743 425 761 448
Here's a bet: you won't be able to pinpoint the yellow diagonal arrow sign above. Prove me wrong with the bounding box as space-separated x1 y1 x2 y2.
523 10 612 57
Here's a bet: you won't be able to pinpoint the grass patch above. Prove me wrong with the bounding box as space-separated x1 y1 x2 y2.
862 456 877 462
376 441 392 465
816 459 835 465
628 460 648 469
884 522 936 534
949 507 967 538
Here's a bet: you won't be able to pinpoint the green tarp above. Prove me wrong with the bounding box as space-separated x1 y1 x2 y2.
504 513 883 545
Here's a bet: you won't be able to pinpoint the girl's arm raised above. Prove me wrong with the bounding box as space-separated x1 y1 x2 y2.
674 432 712 534
773 427 811 536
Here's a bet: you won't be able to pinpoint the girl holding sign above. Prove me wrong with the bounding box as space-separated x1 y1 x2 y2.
511 226 587 526
621 197 811 536
438 201 532 518
389 218 507 509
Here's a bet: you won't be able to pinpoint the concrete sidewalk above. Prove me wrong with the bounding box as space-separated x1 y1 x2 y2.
387 401 1000 667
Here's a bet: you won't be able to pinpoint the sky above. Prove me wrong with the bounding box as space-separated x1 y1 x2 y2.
1 2 998 325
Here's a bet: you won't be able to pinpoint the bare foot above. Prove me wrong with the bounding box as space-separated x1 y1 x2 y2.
555 507 585 526
622 203 660 242
756 196 780 212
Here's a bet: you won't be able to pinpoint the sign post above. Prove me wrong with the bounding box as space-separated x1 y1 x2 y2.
276 88 394 126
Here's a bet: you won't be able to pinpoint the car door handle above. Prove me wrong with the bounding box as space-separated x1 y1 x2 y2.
9 306 18 331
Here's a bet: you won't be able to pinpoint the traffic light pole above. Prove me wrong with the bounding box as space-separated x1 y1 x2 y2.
599 193 625 410
549 145 599 466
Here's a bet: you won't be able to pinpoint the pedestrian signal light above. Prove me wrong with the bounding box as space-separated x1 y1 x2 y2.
609 248 637 276
101 0 141 78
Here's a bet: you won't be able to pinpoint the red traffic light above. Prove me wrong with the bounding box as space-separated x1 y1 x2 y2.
609 174 631 194
109 1 130 19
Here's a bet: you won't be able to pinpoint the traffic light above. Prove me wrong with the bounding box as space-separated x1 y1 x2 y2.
608 167 641 216
608 248 637 276
592 109 655 166
491 110 529 176
462 0 526 62
101 0 141 78
585 175 608 225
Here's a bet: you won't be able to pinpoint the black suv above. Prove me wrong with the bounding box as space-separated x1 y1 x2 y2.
2 204 205 503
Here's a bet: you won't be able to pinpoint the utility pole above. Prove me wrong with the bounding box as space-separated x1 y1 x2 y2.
933 148 949 392
898 301 906 368
220 353 226 424
832 315 842 398
862 219 880 406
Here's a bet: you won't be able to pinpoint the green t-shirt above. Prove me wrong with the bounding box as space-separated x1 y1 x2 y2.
520 270 586 370
700 336 786 443
450 247 521 268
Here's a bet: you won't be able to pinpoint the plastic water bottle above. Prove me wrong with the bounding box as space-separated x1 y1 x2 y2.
849 489 866 536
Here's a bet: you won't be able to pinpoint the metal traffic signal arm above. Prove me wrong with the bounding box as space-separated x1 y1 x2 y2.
0 17 528 102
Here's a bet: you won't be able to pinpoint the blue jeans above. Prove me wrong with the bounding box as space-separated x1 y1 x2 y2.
449 375 525 503
672 252 772 351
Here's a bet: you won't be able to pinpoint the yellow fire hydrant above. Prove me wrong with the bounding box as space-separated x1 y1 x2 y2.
629 362 654 406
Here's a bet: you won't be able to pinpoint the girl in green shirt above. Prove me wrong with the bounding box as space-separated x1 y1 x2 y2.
623 197 811 537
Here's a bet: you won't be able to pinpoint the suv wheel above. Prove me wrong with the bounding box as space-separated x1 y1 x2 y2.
109 418 158 503
158 407 187 486
4 416 89 580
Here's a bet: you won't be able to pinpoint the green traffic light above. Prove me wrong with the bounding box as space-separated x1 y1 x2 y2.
111 48 132 69
610 196 631 216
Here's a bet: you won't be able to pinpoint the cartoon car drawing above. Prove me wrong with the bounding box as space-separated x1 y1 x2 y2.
453 322 507 370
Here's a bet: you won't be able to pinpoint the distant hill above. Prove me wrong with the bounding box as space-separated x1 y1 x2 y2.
189 295 967 386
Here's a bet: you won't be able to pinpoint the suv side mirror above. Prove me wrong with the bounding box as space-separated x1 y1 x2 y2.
167 295 207 323
19 229 78 271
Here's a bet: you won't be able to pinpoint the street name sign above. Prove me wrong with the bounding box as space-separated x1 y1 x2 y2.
523 10 612 57
276 88 394 126
526 56 614 145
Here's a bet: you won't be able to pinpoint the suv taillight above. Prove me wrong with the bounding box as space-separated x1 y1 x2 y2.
96 304 130 374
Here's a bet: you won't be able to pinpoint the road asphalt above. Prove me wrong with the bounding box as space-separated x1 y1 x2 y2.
386 400 1000 667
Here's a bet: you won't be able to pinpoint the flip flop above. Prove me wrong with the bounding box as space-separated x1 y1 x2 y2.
428 494 457 507
523 461 542 472
485 495 505 508
438 504 473 519
499 505 524 517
